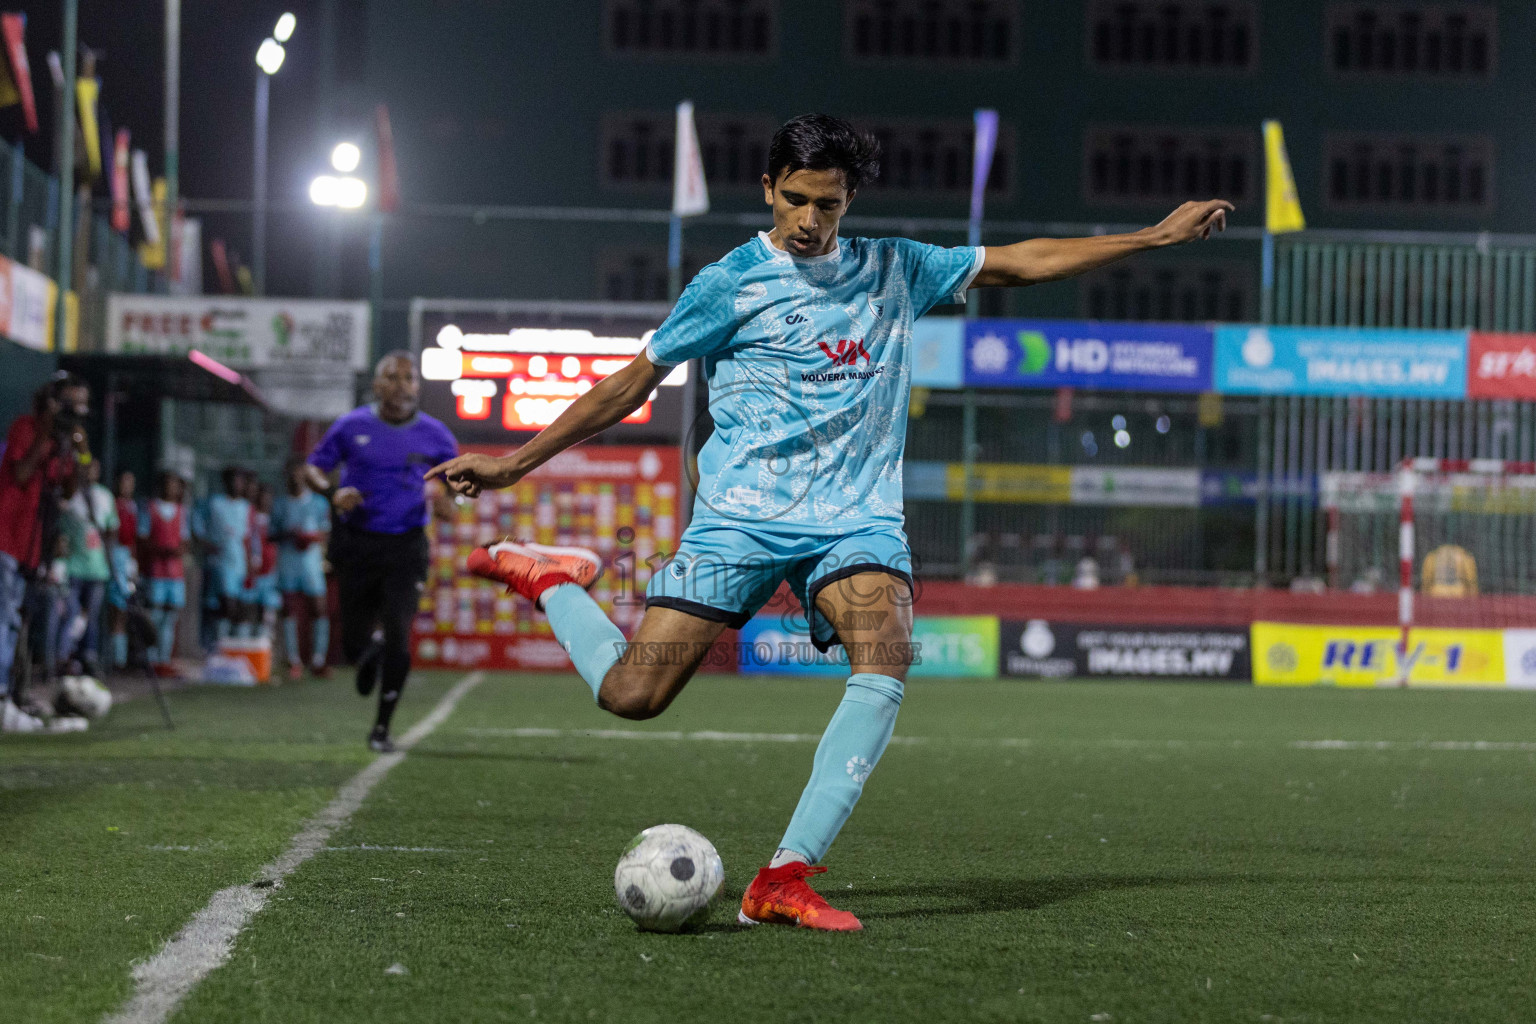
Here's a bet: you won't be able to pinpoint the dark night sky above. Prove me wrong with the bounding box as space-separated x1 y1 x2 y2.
11 1 345 297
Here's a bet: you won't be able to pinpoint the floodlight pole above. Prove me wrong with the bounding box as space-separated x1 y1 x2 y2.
164 0 180 246
55 0 77 353
252 69 269 295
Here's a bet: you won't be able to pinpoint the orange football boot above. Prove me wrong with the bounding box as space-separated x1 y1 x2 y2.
738 863 863 932
466 539 602 604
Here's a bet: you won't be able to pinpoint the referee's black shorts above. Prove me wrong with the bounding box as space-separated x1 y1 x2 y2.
329 524 429 665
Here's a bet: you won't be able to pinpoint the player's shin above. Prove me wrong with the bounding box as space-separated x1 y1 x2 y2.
777 672 903 864
283 617 301 666
312 616 330 668
542 583 624 700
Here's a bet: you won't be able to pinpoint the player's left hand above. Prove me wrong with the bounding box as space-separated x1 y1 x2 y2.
1149 199 1232 246
426 453 521 499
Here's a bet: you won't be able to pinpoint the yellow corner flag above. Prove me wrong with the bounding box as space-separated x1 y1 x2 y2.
1262 120 1305 234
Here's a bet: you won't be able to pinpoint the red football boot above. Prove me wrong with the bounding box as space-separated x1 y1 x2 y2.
466 539 602 604
738 863 863 932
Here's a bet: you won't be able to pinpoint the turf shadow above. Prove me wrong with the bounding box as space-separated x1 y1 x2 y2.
850 872 1242 920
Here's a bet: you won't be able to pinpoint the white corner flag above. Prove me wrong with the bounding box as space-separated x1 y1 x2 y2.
672 100 709 217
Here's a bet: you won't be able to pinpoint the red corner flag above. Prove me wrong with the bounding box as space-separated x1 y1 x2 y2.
375 104 400 213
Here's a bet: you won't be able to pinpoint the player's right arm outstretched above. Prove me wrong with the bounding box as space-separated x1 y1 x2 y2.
427 352 672 497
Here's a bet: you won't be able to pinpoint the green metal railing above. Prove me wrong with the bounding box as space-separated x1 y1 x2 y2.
0 135 163 353
1274 239 1536 331
1253 238 1536 585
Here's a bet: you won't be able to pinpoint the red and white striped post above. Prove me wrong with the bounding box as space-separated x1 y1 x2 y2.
1395 457 1536 686
1396 465 1415 687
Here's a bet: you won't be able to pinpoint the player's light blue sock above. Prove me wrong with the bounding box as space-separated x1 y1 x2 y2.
153 610 177 664
311 616 330 667
778 672 904 864
542 584 624 699
216 617 232 642
110 631 128 669
283 619 301 666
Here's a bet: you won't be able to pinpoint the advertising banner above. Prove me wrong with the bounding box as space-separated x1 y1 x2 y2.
1467 332 1536 400
1251 622 1506 687
965 319 1213 392
1000 619 1250 680
0 253 52 351
1071 466 1202 508
412 444 681 672
1501 630 1536 688
106 294 371 370
737 615 999 677
1214 325 1467 398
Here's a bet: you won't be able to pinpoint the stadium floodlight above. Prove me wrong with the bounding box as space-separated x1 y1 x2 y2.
331 142 362 173
334 176 368 209
274 12 297 42
255 37 286 75
309 174 340 206
1114 429 1132 448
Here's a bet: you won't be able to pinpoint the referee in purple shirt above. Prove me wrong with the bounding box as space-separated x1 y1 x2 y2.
305 352 458 751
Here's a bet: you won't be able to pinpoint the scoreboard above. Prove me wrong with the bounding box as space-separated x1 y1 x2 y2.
415 303 688 445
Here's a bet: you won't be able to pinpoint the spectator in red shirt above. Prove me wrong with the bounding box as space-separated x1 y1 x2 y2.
1 374 90 731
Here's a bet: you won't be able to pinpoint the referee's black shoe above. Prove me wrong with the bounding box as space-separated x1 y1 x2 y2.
355 634 384 697
368 724 396 753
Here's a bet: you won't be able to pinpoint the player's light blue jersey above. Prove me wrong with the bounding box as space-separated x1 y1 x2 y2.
271 490 330 556
204 494 251 564
646 232 982 533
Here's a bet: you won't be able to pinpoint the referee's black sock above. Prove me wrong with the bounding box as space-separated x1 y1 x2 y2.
373 648 411 733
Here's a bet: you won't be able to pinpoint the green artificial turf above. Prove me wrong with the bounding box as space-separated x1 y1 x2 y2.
6 673 1536 1023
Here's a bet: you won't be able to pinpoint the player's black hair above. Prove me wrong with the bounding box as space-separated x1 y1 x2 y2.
765 114 881 193
221 466 245 491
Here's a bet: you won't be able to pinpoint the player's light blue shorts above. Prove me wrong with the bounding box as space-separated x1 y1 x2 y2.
277 549 327 598
147 577 187 610
245 573 281 611
208 553 248 602
645 520 914 652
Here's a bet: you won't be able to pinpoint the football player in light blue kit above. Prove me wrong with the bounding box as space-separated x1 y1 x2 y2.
273 456 332 680
203 466 252 643
431 114 1231 931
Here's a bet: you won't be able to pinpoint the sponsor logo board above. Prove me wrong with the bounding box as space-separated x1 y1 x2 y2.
1214 326 1467 398
964 319 1213 392
1468 332 1536 400
999 620 1250 680
737 615 999 677
1251 622 1506 686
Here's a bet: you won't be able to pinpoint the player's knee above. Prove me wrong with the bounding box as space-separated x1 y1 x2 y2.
596 669 668 721
597 687 663 721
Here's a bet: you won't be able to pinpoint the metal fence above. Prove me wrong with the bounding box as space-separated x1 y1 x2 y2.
0 135 164 353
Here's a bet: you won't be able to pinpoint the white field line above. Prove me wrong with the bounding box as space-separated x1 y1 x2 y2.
1291 739 1536 751
460 726 1536 753
102 671 485 1024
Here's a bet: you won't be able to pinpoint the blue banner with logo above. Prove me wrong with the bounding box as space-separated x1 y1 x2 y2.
964 319 1214 392
1213 325 1468 398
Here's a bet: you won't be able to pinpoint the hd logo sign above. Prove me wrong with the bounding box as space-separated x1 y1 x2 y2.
1251 623 1507 687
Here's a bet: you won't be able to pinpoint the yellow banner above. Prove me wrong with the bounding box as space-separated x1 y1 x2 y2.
1252 622 1506 687
42 282 80 354
76 78 101 180
945 462 1071 504
1262 120 1305 235
138 177 167 270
